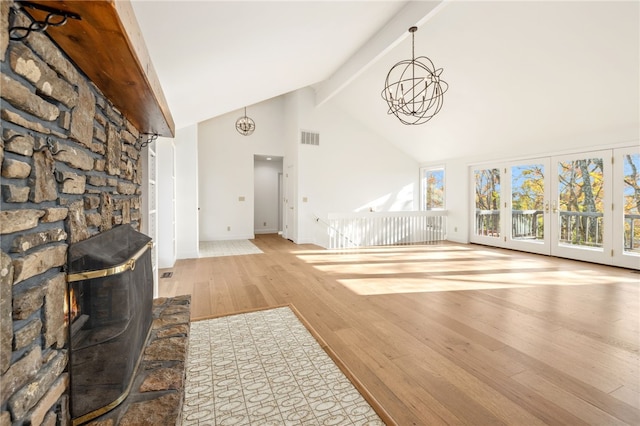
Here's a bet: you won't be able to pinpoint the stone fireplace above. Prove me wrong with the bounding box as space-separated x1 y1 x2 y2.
66 225 153 424
1 1 181 425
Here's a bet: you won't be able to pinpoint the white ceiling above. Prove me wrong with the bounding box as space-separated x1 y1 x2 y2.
332 1 640 162
130 0 409 128
131 1 639 163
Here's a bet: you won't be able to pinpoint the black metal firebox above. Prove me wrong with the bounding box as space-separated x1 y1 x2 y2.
66 225 153 425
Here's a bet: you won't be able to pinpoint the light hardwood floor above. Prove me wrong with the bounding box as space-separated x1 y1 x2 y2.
159 234 640 425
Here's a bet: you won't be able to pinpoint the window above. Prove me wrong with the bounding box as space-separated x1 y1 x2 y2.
421 166 445 210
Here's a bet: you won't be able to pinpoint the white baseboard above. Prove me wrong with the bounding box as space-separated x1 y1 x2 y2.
295 238 316 245
255 228 279 234
446 236 469 244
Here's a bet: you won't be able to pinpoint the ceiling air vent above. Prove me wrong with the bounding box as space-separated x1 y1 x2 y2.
301 131 320 146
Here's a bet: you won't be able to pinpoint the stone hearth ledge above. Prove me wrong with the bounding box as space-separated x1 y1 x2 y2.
85 295 191 426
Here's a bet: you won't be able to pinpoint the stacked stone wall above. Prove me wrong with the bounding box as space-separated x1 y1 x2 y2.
1 2 144 425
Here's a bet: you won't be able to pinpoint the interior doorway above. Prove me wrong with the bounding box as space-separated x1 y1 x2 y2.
253 155 284 235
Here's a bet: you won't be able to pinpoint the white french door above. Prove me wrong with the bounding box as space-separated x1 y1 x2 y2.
612 147 640 269
506 158 551 255
471 167 506 248
471 159 552 255
470 146 639 269
549 150 611 264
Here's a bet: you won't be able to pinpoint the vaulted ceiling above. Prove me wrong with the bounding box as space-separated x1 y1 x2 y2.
130 0 411 126
131 1 639 163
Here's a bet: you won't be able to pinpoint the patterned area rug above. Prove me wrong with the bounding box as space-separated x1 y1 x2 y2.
199 240 263 258
182 306 387 425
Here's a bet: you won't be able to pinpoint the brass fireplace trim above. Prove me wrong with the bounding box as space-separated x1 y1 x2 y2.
67 241 153 283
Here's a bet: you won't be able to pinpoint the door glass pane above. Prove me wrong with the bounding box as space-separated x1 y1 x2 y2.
511 164 545 241
623 153 640 254
557 158 604 248
474 168 500 237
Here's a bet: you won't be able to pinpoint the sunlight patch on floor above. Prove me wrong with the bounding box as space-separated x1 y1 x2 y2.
293 243 638 296
336 269 639 295
338 277 527 294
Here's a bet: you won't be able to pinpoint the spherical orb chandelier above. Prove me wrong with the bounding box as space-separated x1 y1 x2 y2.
382 26 448 125
235 107 255 136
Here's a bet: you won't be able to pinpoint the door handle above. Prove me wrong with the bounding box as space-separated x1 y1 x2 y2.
544 202 549 214
552 201 558 214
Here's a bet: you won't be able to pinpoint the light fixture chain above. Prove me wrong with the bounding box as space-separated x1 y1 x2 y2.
412 29 416 113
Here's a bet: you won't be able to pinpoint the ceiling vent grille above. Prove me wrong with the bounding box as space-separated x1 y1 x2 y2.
301 131 320 146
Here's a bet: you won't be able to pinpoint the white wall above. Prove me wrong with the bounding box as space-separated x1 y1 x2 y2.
441 158 469 244
156 137 176 267
175 125 200 259
254 158 282 234
295 88 420 246
194 88 419 247
198 98 286 240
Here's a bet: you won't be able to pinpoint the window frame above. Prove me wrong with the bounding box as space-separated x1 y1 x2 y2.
420 165 446 211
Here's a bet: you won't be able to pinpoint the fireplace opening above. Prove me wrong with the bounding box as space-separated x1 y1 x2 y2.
66 225 153 425
64 287 79 326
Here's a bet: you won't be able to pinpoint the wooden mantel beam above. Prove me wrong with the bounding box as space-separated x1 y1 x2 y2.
22 0 175 137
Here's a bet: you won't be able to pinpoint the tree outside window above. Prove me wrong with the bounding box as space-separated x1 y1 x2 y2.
421 167 445 210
